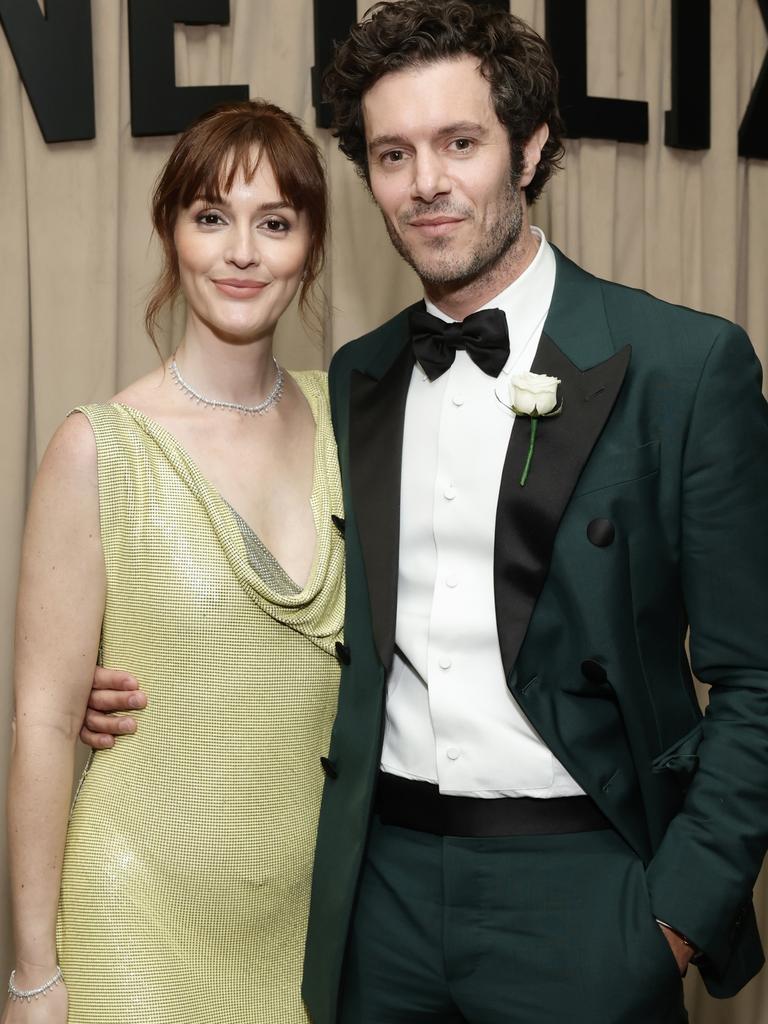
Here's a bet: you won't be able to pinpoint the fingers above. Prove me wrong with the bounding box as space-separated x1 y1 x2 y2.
87 687 147 713
81 668 146 751
79 710 137 750
92 666 141 690
79 726 115 750
84 709 137 736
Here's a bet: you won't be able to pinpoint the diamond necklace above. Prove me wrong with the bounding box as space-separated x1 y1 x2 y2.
170 355 285 415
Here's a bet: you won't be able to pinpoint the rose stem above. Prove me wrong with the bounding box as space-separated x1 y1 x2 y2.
519 416 538 487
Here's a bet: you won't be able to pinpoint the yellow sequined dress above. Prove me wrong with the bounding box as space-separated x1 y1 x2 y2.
56 372 344 1024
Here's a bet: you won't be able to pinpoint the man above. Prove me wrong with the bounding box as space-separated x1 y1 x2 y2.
301 2 768 1021
85 2 768 1021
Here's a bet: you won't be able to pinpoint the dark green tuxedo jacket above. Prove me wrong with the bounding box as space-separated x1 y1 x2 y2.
302 248 768 1024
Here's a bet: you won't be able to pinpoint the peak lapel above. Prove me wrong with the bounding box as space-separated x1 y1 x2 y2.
494 334 631 679
349 340 415 670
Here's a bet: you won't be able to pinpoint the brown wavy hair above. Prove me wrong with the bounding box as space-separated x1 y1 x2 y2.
146 100 328 347
324 0 564 204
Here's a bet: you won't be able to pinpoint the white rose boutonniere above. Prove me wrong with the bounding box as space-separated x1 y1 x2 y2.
509 372 563 486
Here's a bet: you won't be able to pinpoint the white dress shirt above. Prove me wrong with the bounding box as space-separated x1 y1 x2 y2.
380 228 585 798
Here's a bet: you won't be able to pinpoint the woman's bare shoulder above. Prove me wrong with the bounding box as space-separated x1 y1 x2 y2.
42 411 98 488
110 364 168 414
25 414 101 551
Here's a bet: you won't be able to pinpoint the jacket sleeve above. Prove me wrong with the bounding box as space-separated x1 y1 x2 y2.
646 323 768 974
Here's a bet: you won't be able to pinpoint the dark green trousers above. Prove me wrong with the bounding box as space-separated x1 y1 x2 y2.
339 816 687 1024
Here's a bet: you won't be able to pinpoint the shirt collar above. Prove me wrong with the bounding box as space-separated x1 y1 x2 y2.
423 226 556 377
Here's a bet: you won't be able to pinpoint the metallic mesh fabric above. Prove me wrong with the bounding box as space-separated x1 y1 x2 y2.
56 371 344 1023
228 503 302 598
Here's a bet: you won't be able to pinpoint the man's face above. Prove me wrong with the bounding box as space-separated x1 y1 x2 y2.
362 55 539 291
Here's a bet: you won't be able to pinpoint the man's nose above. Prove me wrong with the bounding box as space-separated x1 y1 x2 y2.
410 151 450 203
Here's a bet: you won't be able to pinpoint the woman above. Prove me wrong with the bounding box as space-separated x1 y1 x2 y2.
3 100 344 1024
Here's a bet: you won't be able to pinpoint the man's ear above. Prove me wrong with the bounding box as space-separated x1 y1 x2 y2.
519 124 550 188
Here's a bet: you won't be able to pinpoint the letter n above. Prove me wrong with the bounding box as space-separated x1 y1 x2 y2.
0 0 95 143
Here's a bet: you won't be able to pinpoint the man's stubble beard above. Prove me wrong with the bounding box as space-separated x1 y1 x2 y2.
381 157 525 293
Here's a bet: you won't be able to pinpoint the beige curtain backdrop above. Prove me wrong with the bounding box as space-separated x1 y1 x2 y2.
1 0 766 1018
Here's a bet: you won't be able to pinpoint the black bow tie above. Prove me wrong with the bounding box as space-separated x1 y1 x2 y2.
409 306 510 381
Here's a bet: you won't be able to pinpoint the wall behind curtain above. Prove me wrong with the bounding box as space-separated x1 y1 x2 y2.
0 1 766 1019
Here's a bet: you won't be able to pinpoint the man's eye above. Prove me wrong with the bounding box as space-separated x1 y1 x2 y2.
382 150 405 164
452 138 473 151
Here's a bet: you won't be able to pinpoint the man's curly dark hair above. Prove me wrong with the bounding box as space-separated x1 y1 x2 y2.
324 0 565 204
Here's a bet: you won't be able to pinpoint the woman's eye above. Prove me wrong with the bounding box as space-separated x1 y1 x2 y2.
196 211 225 226
264 218 288 232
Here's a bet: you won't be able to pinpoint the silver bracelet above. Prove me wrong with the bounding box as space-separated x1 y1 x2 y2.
8 966 63 1002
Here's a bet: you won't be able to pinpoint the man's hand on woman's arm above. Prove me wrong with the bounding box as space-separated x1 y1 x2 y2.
79 668 147 749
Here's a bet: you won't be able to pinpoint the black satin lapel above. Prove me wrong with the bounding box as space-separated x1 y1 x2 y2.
495 335 632 678
349 342 415 669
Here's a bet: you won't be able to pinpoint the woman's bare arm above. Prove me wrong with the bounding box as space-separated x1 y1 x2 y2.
6 412 105 1003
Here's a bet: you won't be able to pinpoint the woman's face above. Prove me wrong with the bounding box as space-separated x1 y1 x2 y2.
174 152 311 344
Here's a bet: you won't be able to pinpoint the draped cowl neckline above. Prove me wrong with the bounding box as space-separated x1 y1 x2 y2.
113 370 345 655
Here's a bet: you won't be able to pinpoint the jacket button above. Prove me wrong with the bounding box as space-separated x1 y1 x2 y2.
335 642 351 665
331 514 345 535
587 518 615 547
320 756 338 779
581 659 607 684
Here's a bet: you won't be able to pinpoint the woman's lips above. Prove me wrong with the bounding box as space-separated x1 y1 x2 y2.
212 279 268 298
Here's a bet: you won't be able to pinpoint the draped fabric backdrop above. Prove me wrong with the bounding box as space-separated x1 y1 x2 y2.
1 1 766 1018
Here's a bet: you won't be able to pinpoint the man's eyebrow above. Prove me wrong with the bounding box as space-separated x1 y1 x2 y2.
367 133 410 152
367 121 488 152
436 121 488 139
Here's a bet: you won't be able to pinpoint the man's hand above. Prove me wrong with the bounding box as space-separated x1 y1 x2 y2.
79 667 147 749
657 922 695 975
